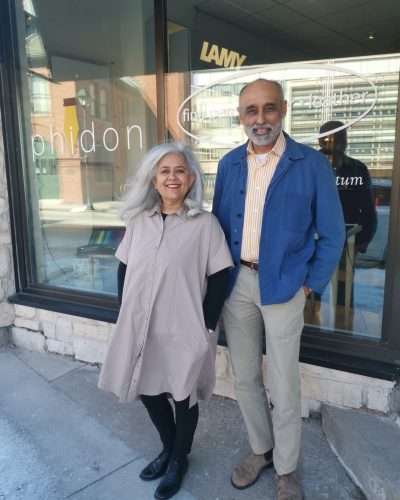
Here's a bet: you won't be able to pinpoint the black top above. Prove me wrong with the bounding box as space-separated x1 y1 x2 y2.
322 152 378 253
335 154 377 252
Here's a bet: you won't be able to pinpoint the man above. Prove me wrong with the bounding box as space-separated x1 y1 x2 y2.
318 121 377 318
319 120 377 256
212 79 345 500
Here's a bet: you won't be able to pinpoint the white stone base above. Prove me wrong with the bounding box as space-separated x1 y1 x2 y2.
11 327 46 353
9 304 397 414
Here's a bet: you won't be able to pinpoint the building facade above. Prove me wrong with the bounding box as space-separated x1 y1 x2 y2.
1 0 400 415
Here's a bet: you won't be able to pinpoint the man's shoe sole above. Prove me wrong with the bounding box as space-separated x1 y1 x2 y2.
230 460 274 490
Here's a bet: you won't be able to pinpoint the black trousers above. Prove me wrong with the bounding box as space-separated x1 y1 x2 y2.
140 393 199 461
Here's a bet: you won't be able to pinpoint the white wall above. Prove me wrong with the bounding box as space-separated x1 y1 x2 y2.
11 304 396 416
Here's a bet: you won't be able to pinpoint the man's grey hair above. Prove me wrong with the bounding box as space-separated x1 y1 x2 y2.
238 79 285 107
119 142 203 221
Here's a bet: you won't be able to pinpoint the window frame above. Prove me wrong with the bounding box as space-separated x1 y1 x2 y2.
1 0 400 380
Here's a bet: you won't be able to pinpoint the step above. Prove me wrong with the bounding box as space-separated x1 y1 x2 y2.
322 404 400 500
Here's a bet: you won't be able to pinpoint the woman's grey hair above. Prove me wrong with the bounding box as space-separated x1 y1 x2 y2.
119 142 203 221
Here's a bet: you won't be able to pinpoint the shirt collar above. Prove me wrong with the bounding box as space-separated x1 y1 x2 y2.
147 203 188 219
247 131 286 159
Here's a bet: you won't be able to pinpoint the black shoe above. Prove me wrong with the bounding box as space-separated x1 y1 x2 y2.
140 449 171 481
154 457 189 499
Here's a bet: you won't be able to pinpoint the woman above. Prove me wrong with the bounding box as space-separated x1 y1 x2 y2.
98 142 233 499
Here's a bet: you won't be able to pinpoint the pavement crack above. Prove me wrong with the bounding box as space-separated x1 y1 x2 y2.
49 365 88 383
65 457 143 498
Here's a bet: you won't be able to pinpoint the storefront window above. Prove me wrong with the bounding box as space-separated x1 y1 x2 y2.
14 0 157 296
166 0 400 341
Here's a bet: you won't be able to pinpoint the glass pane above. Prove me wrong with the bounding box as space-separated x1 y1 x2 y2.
14 0 157 296
166 0 400 340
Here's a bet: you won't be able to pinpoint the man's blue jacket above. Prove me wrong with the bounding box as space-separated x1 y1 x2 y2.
212 132 346 305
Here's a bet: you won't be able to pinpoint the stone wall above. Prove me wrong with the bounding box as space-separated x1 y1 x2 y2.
11 303 396 416
0 112 16 345
12 305 113 363
214 345 395 415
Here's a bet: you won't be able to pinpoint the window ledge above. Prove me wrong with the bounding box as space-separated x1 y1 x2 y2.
9 290 119 324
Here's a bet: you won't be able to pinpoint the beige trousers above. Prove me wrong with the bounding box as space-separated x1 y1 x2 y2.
223 265 305 475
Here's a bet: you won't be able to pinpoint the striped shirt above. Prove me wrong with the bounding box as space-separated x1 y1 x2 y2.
241 132 286 262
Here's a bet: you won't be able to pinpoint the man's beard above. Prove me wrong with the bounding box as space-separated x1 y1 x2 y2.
244 122 282 147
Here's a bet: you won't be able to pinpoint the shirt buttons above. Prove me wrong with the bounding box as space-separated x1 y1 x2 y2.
236 213 242 218
234 241 239 245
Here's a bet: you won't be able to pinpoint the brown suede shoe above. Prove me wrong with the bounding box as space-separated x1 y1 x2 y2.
231 450 273 489
276 472 302 500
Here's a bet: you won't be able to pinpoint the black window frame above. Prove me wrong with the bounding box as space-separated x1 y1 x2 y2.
1 0 400 381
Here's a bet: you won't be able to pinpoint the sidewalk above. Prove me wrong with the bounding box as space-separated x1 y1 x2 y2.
0 346 364 500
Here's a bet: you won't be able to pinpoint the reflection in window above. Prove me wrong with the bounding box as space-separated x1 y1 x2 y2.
89 83 98 117
15 0 157 296
99 88 109 121
169 53 399 340
29 76 51 115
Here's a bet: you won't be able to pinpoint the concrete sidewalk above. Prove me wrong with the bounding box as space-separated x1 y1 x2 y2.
0 346 364 500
